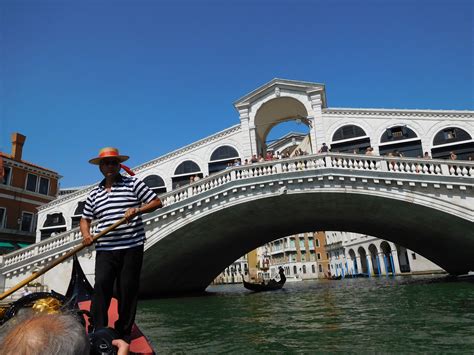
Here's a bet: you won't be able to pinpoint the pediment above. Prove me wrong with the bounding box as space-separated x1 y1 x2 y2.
233 78 327 109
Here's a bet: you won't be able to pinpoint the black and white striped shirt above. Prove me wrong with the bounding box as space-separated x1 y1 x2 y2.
82 175 157 251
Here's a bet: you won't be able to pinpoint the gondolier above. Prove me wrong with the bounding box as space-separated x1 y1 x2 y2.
80 147 163 341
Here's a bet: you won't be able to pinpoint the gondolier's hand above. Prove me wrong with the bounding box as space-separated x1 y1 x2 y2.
124 207 140 223
82 234 93 246
112 339 130 354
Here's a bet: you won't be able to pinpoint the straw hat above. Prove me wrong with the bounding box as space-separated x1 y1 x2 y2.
88 147 129 165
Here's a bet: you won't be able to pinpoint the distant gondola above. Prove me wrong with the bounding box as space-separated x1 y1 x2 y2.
243 266 286 292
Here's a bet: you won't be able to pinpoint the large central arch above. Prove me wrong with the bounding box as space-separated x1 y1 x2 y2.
254 97 309 154
140 190 474 297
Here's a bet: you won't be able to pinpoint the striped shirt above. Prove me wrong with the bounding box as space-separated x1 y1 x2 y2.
82 175 157 251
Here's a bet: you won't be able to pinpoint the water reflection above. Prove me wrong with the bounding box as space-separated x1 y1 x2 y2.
136 275 474 353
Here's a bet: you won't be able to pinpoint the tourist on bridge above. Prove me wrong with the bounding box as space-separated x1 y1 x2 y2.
80 147 163 341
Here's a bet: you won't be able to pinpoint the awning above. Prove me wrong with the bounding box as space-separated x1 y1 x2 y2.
0 242 15 248
17 243 32 248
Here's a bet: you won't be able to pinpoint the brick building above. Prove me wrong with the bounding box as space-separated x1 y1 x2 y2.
0 133 60 254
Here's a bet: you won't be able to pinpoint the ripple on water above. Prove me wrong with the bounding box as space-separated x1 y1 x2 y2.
135 275 474 353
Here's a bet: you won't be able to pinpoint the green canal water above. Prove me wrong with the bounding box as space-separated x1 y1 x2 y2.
135 275 474 353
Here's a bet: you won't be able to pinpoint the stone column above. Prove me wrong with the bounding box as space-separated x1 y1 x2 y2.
391 249 401 275
366 255 373 277
355 256 362 275
380 253 388 276
236 105 254 158
307 90 324 154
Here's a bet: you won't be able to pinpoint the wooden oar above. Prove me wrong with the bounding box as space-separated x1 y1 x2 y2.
0 217 127 301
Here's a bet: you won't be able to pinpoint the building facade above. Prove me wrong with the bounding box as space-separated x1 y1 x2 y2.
214 231 331 285
0 133 60 254
325 231 444 277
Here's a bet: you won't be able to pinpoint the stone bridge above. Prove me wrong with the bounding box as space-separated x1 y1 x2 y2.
0 153 473 298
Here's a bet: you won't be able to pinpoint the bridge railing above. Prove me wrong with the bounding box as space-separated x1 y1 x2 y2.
161 153 473 207
1 153 472 274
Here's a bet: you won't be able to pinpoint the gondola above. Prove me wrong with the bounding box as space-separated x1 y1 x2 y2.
243 266 286 292
1 256 156 355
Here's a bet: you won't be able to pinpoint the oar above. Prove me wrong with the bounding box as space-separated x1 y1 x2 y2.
0 217 127 301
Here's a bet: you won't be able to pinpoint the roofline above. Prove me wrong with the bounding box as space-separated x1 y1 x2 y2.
233 78 326 107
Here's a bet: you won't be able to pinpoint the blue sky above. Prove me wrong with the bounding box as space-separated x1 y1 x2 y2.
1 0 473 188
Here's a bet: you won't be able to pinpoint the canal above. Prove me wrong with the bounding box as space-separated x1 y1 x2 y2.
136 275 474 353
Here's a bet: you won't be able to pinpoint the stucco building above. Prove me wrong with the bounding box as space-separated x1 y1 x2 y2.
0 133 60 254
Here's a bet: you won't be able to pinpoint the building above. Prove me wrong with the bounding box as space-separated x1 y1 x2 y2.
214 231 331 285
0 133 60 254
325 231 444 277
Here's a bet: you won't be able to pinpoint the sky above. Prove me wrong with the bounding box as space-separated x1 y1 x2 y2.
1 0 473 188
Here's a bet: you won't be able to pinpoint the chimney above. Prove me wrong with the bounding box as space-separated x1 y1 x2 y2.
11 133 26 161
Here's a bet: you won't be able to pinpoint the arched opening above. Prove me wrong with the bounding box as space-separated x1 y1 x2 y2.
358 247 369 275
266 125 311 159
208 146 240 174
254 97 310 156
431 127 474 160
41 213 66 240
144 175 167 195
71 201 85 228
368 244 381 275
380 241 393 274
331 125 371 153
348 249 358 275
397 245 411 273
379 126 423 157
172 161 202 189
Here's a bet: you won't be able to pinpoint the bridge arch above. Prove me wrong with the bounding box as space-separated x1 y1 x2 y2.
330 124 371 153
254 97 309 155
432 126 473 160
143 174 167 194
140 182 474 296
208 145 241 174
40 212 66 240
172 160 202 188
379 125 423 157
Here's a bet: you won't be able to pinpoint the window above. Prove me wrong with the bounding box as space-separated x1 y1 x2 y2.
308 239 314 249
299 238 305 249
315 239 320 247
312 265 316 273
20 212 34 232
412 253 417 260
293 265 297 275
25 173 49 195
2 166 11 185
0 208 5 228
444 129 456 140
318 264 323 273
317 253 321 260
39 177 49 195
302 265 307 274
210 146 239 161
332 125 367 141
26 174 37 192
71 201 86 228
174 161 200 175
143 175 167 194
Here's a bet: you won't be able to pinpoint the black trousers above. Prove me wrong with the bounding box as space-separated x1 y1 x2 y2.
91 245 144 336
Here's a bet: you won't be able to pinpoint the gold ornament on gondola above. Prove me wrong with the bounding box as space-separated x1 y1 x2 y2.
31 297 63 314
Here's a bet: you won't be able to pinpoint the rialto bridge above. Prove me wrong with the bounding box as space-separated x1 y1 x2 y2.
0 79 473 298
